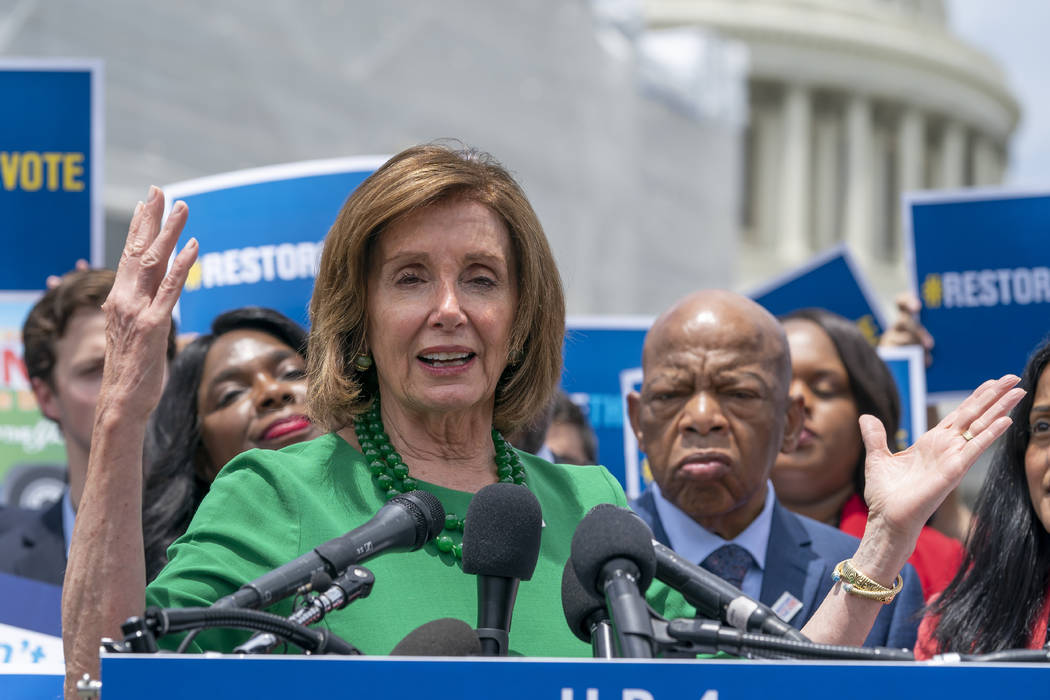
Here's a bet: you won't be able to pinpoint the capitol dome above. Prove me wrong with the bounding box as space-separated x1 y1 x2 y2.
646 0 1021 299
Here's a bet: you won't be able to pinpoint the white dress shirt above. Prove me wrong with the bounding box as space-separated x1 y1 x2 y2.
649 479 776 601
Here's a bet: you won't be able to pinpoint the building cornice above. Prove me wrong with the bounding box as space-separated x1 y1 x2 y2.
646 0 1019 138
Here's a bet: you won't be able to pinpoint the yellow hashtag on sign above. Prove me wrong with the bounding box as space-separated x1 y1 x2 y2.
855 315 878 345
185 261 202 291
922 273 942 309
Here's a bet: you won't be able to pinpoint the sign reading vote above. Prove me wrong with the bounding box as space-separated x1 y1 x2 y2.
748 244 886 344
0 60 103 291
166 157 387 334
907 190 1050 398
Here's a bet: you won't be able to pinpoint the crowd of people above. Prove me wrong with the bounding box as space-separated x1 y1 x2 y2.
0 143 1045 696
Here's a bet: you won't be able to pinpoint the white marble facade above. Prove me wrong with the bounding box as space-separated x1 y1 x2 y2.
647 0 1020 299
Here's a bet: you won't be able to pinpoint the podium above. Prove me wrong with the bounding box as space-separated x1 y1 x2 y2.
94 653 1050 699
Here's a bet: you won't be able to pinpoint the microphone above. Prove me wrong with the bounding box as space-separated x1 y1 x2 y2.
389 618 482 656
213 490 444 610
561 559 615 658
570 504 656 658
233 566 375 654
651 540 808 642
461 483 543 656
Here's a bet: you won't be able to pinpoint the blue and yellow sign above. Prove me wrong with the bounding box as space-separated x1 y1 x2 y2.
0 60 102 290
907 190 1050 398
166 157 387 334
748 244 885 343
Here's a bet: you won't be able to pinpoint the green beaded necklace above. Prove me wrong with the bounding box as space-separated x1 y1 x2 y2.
352 400 527 560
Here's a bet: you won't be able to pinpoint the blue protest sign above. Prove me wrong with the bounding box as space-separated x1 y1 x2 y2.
0 59 103 290
166 157 387 334
906 190 1050 399
748 245 885 343
562 318 651 498
877 345 927 449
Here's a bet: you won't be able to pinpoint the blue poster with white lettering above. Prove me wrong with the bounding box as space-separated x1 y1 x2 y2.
906 190 1050 399
166 157 387 334
562 319 651 498
748 245 886 344
0 60 103 291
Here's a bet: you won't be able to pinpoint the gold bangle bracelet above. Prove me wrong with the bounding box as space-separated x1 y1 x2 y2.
832 559 904 604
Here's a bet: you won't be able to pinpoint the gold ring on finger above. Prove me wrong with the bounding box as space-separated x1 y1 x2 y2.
962 429 975 441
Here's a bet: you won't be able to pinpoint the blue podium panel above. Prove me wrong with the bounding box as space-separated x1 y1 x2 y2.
99 654 1050 700
0 674 62 700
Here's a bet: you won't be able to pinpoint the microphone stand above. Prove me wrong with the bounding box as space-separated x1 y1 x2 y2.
932 649 1050 663
114 606 362 655
659 618 914 661
235 566 375 654
590 617 616 659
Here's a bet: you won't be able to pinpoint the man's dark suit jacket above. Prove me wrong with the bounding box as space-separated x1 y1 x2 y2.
0 498 67 586
630 487 923 649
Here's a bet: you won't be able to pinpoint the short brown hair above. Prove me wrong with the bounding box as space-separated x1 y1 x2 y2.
23 268 176 387
308 143 565 433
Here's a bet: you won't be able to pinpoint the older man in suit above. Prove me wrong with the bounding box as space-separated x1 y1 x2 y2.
628 289 922 648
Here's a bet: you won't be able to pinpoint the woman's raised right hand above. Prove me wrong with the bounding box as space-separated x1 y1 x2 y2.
99 186 197 417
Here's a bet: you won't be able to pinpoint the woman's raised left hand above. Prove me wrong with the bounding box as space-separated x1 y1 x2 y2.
855 374 1023 577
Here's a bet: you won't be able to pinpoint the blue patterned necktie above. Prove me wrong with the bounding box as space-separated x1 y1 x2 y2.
700 544 753 590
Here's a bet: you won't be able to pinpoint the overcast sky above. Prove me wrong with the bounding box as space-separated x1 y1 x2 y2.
950 0 1050 188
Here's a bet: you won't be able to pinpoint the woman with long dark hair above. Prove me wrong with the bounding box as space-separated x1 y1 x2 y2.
142 307 322 579
917 337 1050 656
772 308 963 600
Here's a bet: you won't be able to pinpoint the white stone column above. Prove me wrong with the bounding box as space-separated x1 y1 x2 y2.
993 144 1008 183
844 94 874 258
896 106 924 244
753 103 782 248
871 123 893 261
937 120 965 188
811 108 840 250
972 134 1000 186
778 83 811 260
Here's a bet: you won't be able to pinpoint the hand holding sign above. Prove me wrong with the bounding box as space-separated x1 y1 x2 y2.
879 292 934 365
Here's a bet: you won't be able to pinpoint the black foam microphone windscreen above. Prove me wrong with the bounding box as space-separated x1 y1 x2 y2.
389 618 482 656
461 482 544 656
461 483 543 580
570 504 656 596
561 559 608 643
